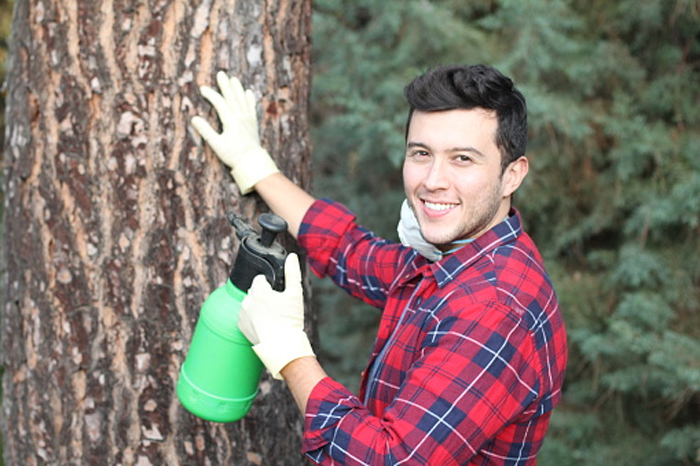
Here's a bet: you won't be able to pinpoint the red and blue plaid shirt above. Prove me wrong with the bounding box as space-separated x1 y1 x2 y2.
298 199 567 465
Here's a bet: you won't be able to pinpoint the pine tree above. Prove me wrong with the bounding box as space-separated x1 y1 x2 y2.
310 0 700 464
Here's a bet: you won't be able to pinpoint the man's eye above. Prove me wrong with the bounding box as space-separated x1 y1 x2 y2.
456 155 473 163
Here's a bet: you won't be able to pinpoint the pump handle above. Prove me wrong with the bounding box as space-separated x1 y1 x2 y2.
258 213 287 247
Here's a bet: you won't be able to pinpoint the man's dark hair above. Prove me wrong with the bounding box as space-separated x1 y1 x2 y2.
404 64 528 171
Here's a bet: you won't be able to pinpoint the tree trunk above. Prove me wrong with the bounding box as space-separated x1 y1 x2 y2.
1 0 312 464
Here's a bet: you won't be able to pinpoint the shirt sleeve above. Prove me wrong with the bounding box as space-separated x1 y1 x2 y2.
301 301 545 465
298 199 415 309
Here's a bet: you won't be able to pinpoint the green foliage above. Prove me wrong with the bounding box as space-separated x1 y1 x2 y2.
311 0 497 233
311 0 700 464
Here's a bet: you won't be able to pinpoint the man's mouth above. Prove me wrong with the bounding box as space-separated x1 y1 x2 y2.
424 200 458 212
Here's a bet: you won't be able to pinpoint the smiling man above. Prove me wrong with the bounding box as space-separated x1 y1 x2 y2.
192 64 568 465
403 107 528 248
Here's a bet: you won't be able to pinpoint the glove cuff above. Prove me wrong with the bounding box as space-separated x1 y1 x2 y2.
252 330 314 380
230 147 281 195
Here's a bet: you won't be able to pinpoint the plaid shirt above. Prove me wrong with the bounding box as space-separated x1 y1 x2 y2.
298 199 567 465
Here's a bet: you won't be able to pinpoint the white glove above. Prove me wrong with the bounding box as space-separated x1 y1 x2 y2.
238 253 314 380
192 71 280 194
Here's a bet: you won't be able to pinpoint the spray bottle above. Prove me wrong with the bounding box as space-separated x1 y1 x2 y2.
176 212 288 422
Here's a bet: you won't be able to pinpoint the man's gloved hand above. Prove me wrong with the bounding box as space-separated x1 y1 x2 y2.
192 71 280 194
238 253 314 380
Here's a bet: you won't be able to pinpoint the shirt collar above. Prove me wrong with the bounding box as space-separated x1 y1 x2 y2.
427 208 523 287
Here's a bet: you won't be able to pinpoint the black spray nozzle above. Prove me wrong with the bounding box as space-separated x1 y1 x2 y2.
228 212 288 292
228 212 255 240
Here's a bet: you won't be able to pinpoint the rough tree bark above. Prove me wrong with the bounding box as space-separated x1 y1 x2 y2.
1 0 312 464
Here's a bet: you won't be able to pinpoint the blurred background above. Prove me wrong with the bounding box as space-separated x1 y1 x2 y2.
1 0 699 464
307 1 700 465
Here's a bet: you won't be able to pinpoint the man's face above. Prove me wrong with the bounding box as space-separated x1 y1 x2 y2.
402 109 527 251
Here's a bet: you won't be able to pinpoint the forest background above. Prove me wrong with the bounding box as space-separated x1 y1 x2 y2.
0 0 698 465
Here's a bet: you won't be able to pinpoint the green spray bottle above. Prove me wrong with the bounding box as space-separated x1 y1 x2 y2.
176 212 288 422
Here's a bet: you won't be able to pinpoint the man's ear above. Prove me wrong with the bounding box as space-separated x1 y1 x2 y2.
502 156 529 198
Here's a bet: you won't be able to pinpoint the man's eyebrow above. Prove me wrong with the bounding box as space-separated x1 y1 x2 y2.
407 141 486 158
451 146 487 158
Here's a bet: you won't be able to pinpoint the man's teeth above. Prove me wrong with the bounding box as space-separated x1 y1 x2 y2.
424 201 457 211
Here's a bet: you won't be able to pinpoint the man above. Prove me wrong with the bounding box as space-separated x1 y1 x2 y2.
192 64 567 465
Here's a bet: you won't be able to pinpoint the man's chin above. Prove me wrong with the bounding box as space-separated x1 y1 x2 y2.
420 232 452 250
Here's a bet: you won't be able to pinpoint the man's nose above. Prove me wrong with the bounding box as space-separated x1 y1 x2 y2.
423 159 450 190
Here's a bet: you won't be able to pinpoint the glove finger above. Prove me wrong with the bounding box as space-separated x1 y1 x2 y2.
237 298 259 344
240 275 272 332
218 72 249 115
244 89 258 121
199 85 233 123
229 76 249 111
283 253 303 295
247 274 274 299
216 71 237 106
215 70 230 94
191 116 220 142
